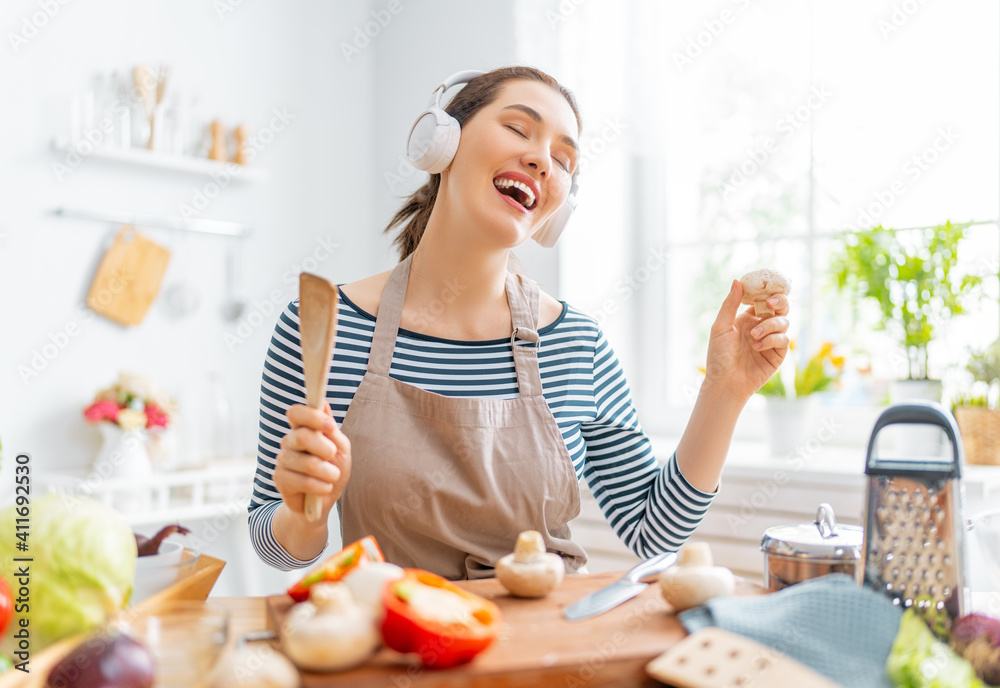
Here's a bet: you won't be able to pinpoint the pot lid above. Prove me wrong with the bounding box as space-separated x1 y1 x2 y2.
761 503 863 560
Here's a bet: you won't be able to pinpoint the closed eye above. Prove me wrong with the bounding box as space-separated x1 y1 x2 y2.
506 124 526 138
554 157 570 172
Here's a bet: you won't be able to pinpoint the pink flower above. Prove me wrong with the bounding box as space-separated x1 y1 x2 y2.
84 400 121 423
144 403 169 429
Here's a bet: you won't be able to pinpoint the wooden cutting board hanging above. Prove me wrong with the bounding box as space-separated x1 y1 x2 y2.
86 225 171 326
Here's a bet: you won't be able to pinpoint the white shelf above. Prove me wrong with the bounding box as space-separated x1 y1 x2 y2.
38 458 257 527
51 139 269 183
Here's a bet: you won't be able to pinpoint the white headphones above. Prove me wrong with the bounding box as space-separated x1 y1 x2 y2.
405 70 579 248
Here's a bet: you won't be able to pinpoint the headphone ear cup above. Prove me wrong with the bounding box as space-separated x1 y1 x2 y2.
406 107 461 174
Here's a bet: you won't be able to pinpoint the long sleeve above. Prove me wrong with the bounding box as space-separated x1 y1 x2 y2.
581 329 717 559
247 300 324 571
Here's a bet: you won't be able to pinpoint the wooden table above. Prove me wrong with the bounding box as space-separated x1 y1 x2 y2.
214 572 764 688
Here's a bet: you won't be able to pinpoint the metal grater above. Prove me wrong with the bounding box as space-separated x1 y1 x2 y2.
862 401 970 629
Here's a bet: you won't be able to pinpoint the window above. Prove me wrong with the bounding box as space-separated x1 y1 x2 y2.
517 0 1000 443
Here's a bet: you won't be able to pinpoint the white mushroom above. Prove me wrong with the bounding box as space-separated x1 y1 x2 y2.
343 561 405 620
739 268 791 318
281 582 379 673
659 542 735 612
496 530 565 598
208 642 300 688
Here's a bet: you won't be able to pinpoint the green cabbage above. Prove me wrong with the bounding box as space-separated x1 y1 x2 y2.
887 610 986 688
0 495 137 653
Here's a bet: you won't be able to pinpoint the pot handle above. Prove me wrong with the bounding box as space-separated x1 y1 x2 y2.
816 503 839 539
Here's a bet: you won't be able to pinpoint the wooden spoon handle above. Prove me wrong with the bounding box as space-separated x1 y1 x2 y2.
298 273 339 523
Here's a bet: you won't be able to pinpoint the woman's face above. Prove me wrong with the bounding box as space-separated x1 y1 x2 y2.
442 79 580 248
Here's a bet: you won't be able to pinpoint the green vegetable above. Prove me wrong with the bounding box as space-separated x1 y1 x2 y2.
0 495 137 654
887 610 986 688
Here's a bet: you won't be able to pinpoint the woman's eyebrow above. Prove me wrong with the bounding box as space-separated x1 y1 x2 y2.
500 103 580 153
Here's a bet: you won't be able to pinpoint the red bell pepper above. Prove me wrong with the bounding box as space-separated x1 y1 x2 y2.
286 535 384 602
0 577 11 637
380 569 502 669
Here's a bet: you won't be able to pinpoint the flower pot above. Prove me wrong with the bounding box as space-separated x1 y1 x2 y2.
89 423 154 513
764 397 815 457
888 379 944 457
954 407 1000 466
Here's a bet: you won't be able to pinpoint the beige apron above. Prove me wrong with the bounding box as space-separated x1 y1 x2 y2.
339 254 587 580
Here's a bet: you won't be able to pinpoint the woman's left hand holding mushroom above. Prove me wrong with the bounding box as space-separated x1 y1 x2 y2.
703 280 790 403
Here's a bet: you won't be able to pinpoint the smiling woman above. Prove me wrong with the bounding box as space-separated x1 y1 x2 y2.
248 66 791 581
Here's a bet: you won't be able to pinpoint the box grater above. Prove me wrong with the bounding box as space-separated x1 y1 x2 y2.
862 401 970 630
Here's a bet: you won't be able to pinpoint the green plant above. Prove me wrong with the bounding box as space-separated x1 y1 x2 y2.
831 221 983 380
757 342 845 399
955 338 1000 410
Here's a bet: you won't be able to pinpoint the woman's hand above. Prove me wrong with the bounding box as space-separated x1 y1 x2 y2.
273 402 352 524
704 280 790 402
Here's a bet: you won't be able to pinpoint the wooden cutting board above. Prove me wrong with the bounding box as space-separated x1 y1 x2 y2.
266 571 765 688
86 225 170 326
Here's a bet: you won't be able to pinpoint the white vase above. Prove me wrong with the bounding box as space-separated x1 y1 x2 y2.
765 397 814 458
888 379 945 457
89 424 154 513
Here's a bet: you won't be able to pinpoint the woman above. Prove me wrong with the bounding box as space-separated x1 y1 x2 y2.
249 66 790 579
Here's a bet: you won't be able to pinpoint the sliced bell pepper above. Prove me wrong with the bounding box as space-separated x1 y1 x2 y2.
286 535 384 602
380 569 502 669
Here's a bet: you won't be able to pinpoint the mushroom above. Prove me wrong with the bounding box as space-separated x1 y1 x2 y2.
496 530 564 598
208 641 300 688
658 542 735 612
342 561 405 620
739 268 791 318
281 582 379 673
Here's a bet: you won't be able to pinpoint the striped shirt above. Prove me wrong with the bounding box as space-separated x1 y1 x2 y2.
249 291 715 571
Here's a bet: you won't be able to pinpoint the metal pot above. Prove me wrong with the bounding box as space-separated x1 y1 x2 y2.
760 503 863 591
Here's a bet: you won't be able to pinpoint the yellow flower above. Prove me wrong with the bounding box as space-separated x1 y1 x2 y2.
831 355 846 371
117 408 146 431
819 341 835 357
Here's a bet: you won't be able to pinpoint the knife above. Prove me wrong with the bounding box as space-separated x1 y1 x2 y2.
298 272 340 523
563 550 678 621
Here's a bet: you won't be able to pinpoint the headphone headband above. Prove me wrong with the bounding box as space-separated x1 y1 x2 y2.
427 70 486 109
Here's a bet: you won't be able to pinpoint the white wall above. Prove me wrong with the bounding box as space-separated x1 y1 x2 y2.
0 0 378 594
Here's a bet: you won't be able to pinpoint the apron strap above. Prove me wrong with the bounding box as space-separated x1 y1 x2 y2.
367 254 545 398
506 271 544 398
367 254 412 376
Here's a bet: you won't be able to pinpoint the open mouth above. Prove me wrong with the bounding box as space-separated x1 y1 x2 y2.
493 177 537 211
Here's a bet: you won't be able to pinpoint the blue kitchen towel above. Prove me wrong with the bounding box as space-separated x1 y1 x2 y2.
679 574 903 688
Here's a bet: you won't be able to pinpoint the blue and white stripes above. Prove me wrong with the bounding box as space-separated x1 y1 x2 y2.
249 291 715 570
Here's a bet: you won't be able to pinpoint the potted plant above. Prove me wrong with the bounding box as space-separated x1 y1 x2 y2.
831 221 983 403
83 372 174 511
757 342 845 456
953 340 1000 466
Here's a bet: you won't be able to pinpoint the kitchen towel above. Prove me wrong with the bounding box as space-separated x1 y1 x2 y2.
679 574 903 688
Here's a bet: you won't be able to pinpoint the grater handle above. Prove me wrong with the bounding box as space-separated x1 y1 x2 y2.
865 400 963 477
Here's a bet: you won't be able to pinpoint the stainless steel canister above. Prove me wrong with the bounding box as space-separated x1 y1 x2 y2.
760 503 863 591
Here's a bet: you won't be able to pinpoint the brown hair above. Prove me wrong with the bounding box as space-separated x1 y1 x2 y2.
384 66 582 260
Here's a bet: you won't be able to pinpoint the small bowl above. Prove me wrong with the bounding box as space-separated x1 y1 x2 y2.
133 542 202 605
971 508 1000 591
126 601 229 688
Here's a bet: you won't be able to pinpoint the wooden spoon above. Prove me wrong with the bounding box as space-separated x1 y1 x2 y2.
298 272 340 523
